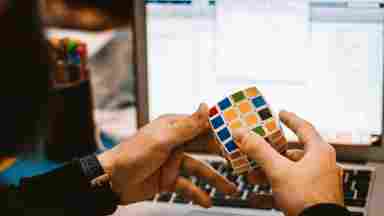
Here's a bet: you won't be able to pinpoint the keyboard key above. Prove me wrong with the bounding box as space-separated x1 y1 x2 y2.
357 170 371 180
259 184 271 193
357 191 368 199
196 179 207 188
147 196 156 201
350 211 364 216
356 182 370 199
244 184 255 192
174 194 189 204
158 193 173 202
344 179 353 192
212 197 250 208
344 190 354 199
355 181 369 190
248 193 274 209
213 190 227 199
344 170 354 176
345 198 366 207
204 187 213 195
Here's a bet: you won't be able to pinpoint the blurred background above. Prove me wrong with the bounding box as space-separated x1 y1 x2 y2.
41 0 137 140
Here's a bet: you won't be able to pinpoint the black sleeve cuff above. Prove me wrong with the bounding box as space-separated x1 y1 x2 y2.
299 203 351 216
79 154 106 182
18 157 119 216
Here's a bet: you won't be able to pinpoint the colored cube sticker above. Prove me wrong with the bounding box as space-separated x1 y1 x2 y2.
231 91 246 103
265 120 277 132
258 108 273 121
239 101 253 114
252 96 266 108
209 106 219 117
218 127 231 142
249 160 258 168
211 116 225 129
225 140 238 153
230 120 243 130
245 114 259 126
218 98 232 111
252 126 266 136
223 108 238 122
245 87 259 98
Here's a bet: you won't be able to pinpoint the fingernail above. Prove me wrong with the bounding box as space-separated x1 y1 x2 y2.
197 103 208 113
193 103 207 119
197 103 204 112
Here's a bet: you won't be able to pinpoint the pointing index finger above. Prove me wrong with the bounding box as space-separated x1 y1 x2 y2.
182 154 238 195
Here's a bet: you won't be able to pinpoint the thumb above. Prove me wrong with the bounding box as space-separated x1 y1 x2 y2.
233 128 292 172
168 103 209 148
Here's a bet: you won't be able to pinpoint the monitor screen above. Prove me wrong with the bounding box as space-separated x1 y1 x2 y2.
145 0 384 145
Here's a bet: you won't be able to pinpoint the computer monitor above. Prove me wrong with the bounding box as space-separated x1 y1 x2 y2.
134 0 384 161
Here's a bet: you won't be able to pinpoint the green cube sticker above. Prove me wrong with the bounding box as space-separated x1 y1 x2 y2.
252 126 265 136
67 40 78 53
249 160 258 167
231 91 246 103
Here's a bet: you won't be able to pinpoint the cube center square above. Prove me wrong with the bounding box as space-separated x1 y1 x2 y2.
208 86 288 175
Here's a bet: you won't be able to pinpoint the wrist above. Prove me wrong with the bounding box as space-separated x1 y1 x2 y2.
97 148 118 175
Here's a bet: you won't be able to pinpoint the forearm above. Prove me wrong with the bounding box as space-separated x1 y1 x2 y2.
0 156 119 216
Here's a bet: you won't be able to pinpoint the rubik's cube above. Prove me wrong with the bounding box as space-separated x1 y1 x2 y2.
208 87 288 175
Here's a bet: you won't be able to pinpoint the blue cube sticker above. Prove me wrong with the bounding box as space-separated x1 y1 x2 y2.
217 127 231 142
218 98 232 111
211 116 225 129
252 96 266 108
225 140 238 152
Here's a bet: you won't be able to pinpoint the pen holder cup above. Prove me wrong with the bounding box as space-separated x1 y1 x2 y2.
46 80 98 161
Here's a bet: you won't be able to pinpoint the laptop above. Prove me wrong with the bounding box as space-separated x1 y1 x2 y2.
115 0 384 215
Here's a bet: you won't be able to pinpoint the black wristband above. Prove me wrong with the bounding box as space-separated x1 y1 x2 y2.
79 154 105 182
18 157 119 215
79 154 120 213
299 203 351 216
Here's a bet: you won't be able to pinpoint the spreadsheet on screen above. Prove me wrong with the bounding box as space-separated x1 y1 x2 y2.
146 0 384 144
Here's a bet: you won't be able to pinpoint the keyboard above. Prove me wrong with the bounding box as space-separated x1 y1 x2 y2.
151 160 374 216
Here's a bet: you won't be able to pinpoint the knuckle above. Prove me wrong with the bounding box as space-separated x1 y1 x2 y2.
158 114 170 119
204 172 218 184
158 114 178 121
298 121 320 141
